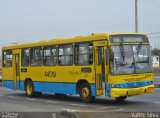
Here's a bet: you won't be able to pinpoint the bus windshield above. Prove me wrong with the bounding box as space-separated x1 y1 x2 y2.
110 45 152 75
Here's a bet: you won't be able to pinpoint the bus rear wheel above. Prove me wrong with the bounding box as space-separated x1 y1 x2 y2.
115 96 127 101
80 83 95 103
25 80 35 97
25 80 42 97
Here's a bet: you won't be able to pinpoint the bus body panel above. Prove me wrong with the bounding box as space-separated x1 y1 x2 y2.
108 73 153 84
20 64 96 95
111 84 154 98
105 73 154 96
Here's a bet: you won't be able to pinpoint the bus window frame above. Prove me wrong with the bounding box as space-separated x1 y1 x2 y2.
30 47 43 67
58 43 73 66
2 50 13 68
74 42 94 66
21 48 30 67
43 45 57 66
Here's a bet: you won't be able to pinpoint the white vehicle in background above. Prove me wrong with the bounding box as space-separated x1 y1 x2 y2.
152 55 159 68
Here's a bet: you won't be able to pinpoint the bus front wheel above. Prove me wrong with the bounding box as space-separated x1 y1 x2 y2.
80 83 95 103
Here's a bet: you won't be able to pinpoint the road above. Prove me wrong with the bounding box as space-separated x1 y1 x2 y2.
154 68 160 87
0 86 160 118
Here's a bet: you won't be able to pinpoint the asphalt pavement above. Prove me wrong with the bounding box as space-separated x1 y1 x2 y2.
153 68 160 88
0 86 160 118
0 70 160 118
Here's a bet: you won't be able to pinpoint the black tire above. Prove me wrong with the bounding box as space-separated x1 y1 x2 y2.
115 96 127 101
25 80 35 97
80 83 95 103
25 80 42 97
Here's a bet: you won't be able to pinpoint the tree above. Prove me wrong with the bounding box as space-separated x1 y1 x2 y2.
152 48 160 57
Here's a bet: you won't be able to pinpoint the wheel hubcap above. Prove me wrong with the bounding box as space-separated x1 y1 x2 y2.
27 84 32 95
82 87 89 97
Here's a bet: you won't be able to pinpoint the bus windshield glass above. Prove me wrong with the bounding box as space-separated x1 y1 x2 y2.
110 45 152 75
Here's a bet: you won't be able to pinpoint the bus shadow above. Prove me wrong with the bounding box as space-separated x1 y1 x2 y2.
11 92 147 106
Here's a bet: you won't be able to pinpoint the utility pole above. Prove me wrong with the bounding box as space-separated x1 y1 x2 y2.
135 0 138 33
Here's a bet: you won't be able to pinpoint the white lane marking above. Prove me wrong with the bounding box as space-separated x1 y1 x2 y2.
153 102 160 104
70 104 86 107
25 98 36 101
108 108 124 112
45 101 59 104
8 96 17 99
99 107 124 112
52 113 56 118
62 109 80 112
99 107 113 109
36 99 45 102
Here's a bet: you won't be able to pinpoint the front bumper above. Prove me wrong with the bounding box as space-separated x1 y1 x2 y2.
111 84 154 98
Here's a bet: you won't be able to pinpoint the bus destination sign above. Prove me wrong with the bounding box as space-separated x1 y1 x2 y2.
110 35 149 43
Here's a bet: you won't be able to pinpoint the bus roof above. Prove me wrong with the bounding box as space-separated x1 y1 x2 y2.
2 33 146 50
2 33 108 50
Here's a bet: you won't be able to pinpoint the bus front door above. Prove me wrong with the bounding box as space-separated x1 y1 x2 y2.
13 54 20 89
95 46 104 96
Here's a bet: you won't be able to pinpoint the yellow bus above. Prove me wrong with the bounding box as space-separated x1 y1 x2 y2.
2 33 154 102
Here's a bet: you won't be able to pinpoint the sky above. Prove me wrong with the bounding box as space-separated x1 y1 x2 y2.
0 0 160 49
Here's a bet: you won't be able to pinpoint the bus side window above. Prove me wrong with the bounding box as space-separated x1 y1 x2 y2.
89 44 93 64
43 46 57 66
30 47 42 66
3 50 12 67
74 43 93 65
58 44 73 65
22 49 29 67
